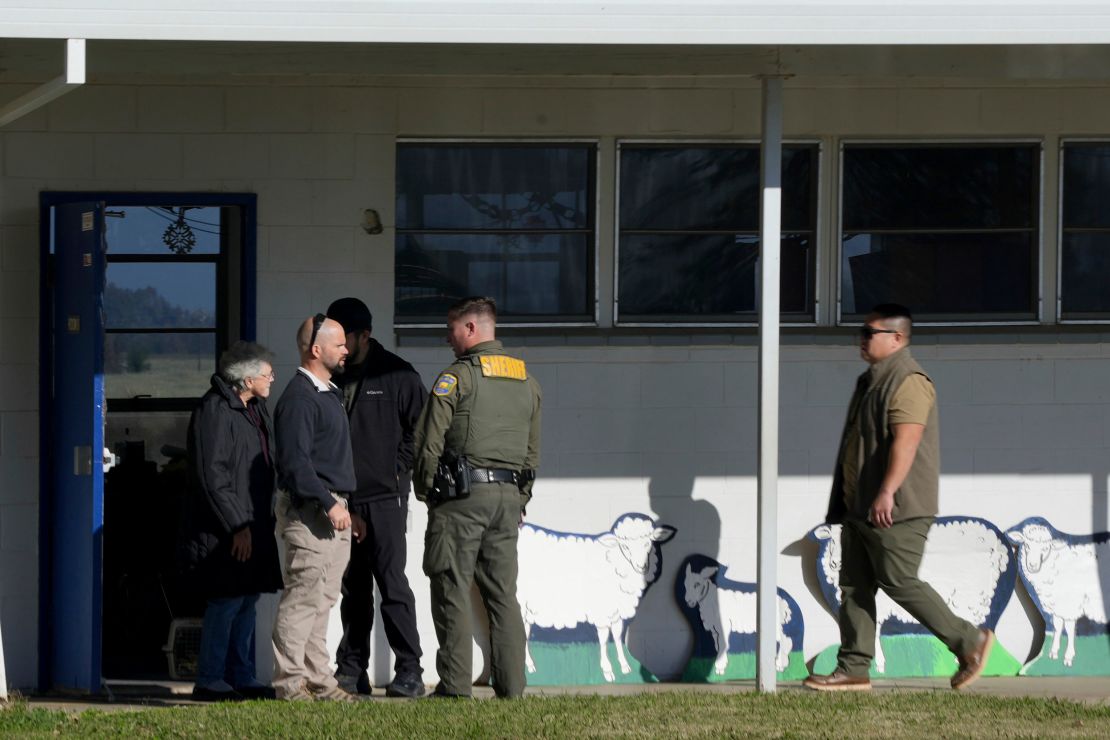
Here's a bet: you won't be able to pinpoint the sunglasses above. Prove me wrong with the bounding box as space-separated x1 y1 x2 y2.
859 326 899 339
309 312 327 347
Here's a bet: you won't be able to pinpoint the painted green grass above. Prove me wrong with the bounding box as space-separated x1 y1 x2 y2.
681 651 809 682
3 692 1110 738
1023 635 1110 676
525 642 659 685
812 634 1023 678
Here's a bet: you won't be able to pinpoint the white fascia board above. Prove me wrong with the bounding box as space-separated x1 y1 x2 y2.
2 2 1110 45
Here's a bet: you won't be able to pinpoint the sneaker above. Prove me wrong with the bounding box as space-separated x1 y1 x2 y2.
312 684 362 703
336 671 372 696
386 672 426 698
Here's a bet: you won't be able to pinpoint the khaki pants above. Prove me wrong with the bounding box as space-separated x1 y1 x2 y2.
271 490 351 698
423 482 526 698
836 516 981 677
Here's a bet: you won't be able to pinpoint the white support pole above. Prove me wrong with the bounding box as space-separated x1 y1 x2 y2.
0 39 85 128
756 75 783 694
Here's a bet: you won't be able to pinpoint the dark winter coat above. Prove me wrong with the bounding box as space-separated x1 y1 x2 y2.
180 374 283 599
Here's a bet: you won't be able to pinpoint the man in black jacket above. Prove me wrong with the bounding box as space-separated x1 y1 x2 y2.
327 297 427 698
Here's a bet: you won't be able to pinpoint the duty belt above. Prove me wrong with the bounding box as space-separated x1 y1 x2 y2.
468 467 519 485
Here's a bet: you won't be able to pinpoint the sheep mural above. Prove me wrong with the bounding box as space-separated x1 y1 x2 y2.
513 513 677 685
1006 517 1110 675
675 554 807 682
807 516 1020 677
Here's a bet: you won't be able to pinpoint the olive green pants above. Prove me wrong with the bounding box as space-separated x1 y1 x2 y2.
837 516 981 677
423 482 526 698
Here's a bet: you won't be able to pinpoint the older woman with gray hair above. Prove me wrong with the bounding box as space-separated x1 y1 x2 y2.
180 341 283 701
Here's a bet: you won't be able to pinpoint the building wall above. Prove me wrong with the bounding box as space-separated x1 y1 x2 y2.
3 73 1110 687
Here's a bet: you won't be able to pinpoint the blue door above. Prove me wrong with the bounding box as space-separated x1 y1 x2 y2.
49 202 106 692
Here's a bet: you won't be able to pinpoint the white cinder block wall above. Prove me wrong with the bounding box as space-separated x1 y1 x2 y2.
3 72 1110 686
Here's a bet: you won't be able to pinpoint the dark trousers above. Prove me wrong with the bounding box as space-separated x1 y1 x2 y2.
335 496 423 679
836 516 981 677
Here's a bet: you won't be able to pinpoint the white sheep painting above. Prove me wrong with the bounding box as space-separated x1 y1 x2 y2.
807 516 1016 677
1006 517 1110 675
513 513 677 684
675 554 806 681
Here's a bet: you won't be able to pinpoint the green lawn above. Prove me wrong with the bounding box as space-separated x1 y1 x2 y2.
3 692 1109 738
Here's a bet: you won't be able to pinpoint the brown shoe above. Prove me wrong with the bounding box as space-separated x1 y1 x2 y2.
951 628 995 690
802 671 872 692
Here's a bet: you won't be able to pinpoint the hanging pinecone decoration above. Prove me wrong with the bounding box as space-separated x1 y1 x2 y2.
163 209 196 255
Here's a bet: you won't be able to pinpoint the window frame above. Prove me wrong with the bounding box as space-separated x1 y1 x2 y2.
1056 138 1110 324
393 138 601 328
40 191 257 413
836 138 1045 327
613 138 823 328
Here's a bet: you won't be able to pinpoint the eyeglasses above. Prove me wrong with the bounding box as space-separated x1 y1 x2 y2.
309 312 327 348
259 370 275 381
859 326 899 339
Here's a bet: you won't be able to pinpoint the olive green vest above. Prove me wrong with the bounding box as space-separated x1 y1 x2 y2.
443 347 534 470
826 347 940 524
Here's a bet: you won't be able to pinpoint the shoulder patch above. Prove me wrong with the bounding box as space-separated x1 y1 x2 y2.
479 355 527 381
433 373 458 396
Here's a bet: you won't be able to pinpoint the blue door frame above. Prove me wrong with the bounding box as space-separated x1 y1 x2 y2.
38 192 257 692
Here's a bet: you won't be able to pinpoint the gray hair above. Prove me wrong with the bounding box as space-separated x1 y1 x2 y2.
219 341 274 391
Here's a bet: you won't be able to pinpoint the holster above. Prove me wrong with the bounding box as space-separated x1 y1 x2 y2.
430 451 471 504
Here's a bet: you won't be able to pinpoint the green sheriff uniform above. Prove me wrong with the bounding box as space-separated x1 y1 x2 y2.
413 339 541 698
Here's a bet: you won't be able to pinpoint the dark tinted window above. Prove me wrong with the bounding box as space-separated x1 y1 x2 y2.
1061 144 1110 318
843 147 1036 230
841 145 1039 322
1062 145 1110 229
617 144 818 323
395 144 595 323
620 147 814 231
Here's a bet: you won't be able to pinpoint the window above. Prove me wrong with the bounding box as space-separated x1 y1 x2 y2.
616 143 818 324
86 196 253 410
840 144 1040 323
1060 143 1110 320
395 142 596 324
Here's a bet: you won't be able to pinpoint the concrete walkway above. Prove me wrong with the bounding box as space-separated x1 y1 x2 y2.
19 676 1110 712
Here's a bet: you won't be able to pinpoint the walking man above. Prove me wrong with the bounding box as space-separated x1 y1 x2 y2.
271 314 358 702
326 297 427 698
414 296 542 698
804 303 993 692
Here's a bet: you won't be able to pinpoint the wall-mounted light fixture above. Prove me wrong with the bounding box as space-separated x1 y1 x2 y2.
362 208 383 235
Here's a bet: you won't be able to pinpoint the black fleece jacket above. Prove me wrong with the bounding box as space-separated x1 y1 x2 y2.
334 338 426 505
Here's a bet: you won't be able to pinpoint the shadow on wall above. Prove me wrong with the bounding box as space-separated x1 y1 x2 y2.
639 468 720 681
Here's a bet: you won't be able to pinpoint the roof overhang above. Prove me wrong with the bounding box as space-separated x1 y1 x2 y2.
3 1 1110 46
